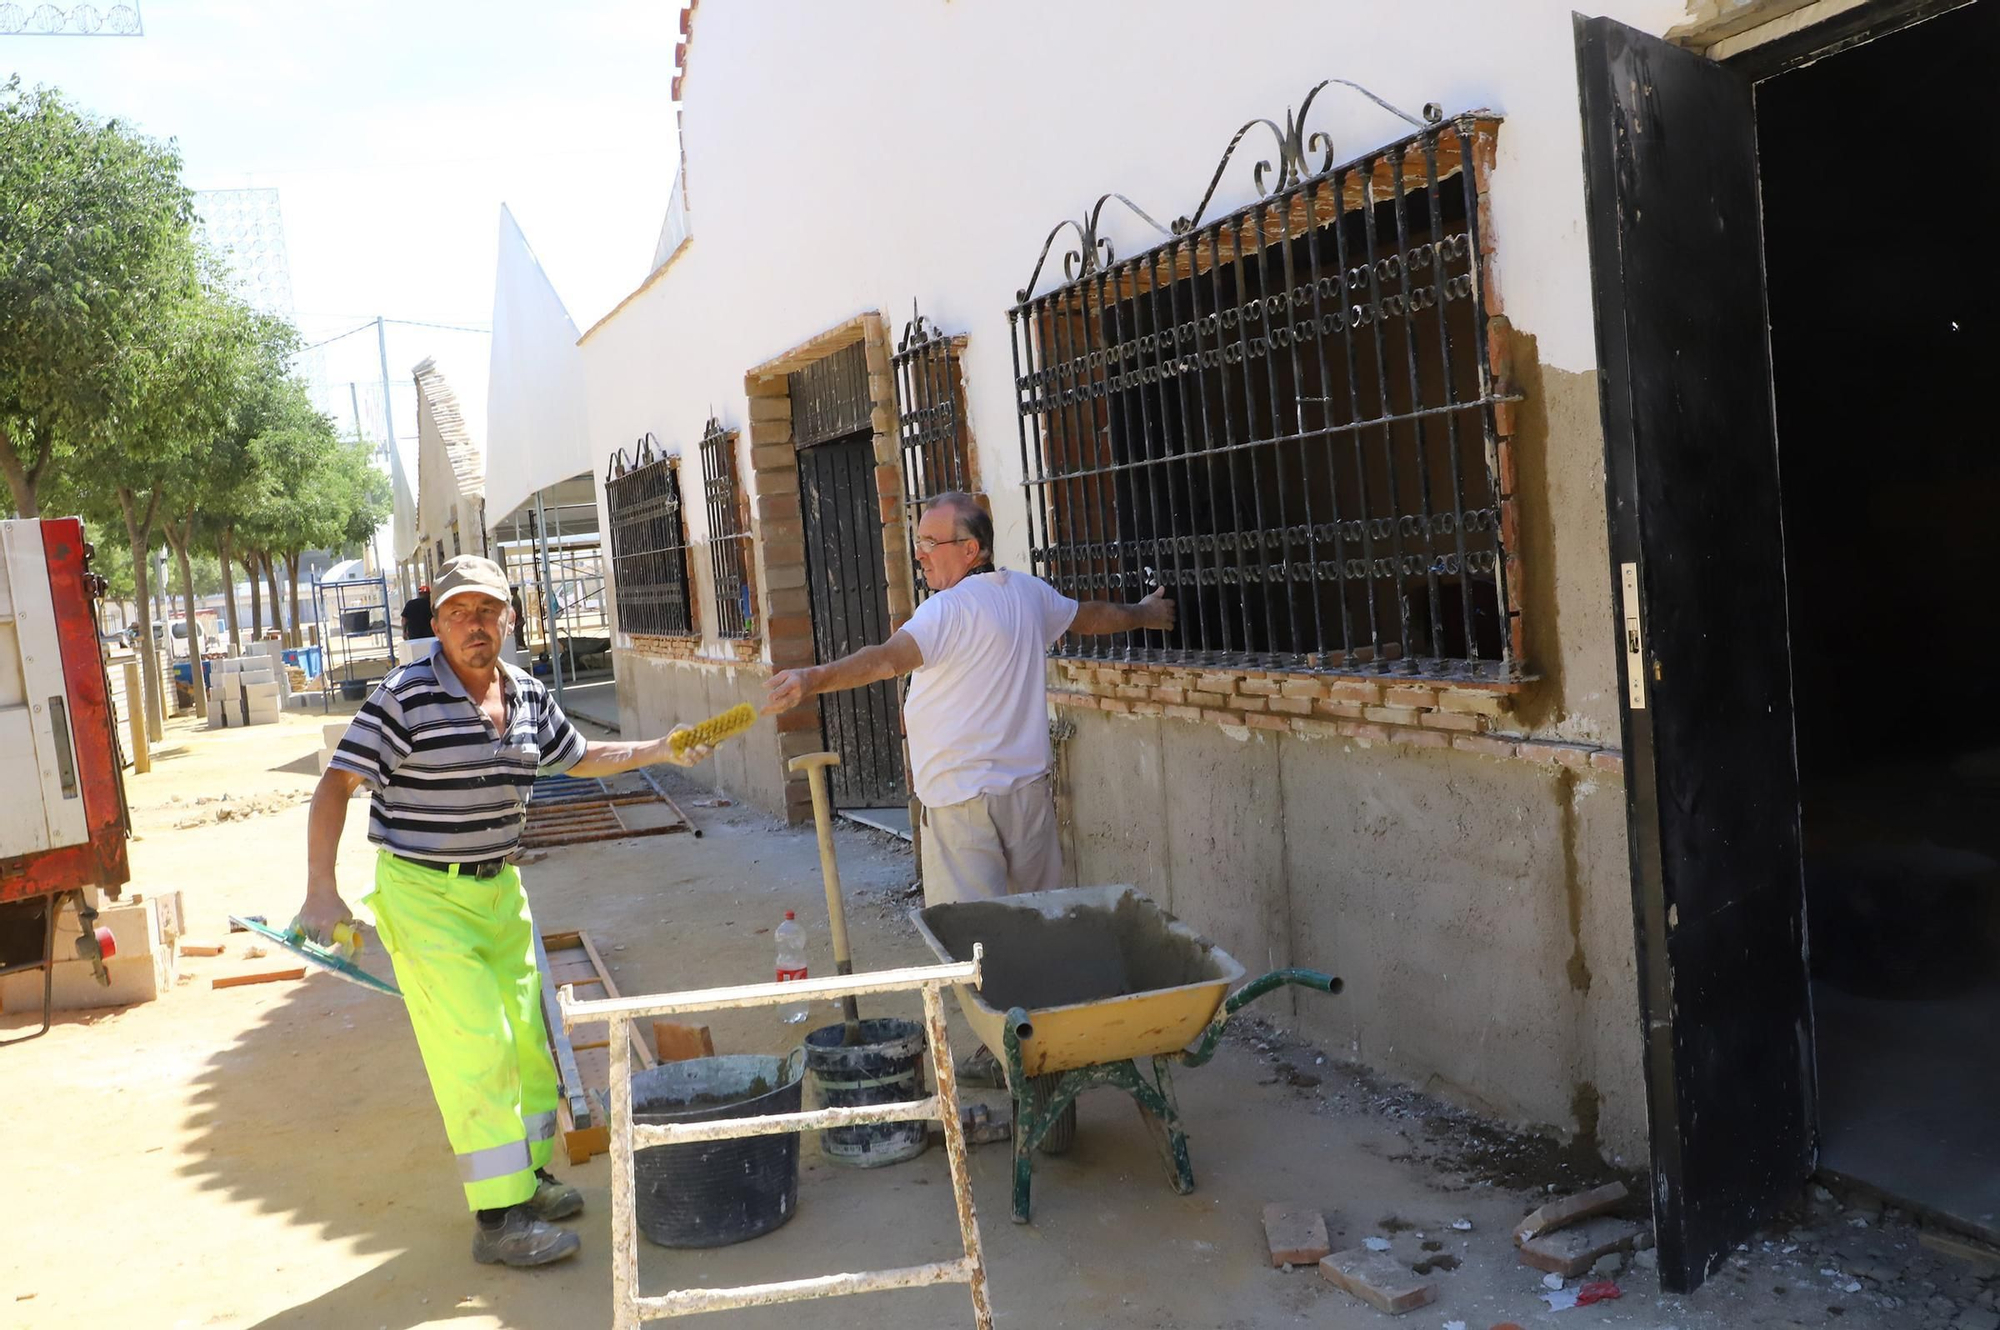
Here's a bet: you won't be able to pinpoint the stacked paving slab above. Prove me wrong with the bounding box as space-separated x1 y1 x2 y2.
207 642 292 728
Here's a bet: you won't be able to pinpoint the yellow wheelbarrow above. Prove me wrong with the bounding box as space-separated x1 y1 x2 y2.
913 884 1342 1223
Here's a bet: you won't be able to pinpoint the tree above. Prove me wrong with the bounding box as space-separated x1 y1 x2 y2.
0 79 194 518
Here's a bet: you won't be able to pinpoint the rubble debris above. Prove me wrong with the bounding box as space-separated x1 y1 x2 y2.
1513 1181 1629 1246
1262 1203 1330 1268
1519 1215 1648 1278
1317 1247 1437 1315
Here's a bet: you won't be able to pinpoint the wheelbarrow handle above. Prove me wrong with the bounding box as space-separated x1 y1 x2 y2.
1181 968 1343 1068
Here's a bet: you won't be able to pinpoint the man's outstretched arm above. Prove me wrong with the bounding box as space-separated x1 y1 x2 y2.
1069 587 1176 636
762 630 924 713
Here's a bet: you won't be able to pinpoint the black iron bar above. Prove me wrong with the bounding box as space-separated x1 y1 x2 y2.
1008 308 1049 603
1301 177 1356 663
1045 290 1093 656
1422 135 1480 660
1228 213 1282 655
1454 117 1511 669
1076 279 1121 658
1358 155 1418 671
1159 236 1210 658
1134 249 1182 656
1268 191 1323 658
1206 224 1257 655
1187 227 1232 656
1389 147 1448 666
1328 166 1385 662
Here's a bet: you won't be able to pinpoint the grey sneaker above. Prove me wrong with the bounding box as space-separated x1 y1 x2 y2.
472 1206 581 1267
528 1170 583 1222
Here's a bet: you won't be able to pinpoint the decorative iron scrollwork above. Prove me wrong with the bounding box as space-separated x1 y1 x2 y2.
605 430 664 482
1017 79 1440 304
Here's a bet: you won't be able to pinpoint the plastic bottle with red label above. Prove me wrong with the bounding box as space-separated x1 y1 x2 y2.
775 910 809 1024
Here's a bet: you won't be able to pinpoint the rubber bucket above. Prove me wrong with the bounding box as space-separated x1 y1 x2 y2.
631 1051 804 1248
804 1017 930 1168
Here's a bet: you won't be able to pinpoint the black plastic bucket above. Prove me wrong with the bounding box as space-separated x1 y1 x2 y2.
804 1017 929 1168
631 1052 804 1248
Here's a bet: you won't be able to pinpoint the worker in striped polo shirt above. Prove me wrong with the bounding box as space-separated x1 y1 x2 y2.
296 554 715 1268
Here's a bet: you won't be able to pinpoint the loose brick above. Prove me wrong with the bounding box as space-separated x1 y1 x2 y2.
1384 686 1438 711
1186 690 1229 709
1116 685 1151 702
1235 695 1268 713
1438 688 1512 717
1100 698 1131 714
1152 686 1186 705
1263 1203 1331 1267
1318 1248 1437 1315
748 395 792 424
1095 667 1126 686
1244 712 1290 731
1313 700 1367 720
1590 750 1625 775
1237 677 1282 697
1518 1216 1647 1278
1267 695 1313 716
1279 679 1325 699
1514 1182 1629 1246
1196 673 1240 695
1418 709 1482 732
1454 734 1519 760
1324 681 1383 705
1363 706 1423 727
1390 727 1451 749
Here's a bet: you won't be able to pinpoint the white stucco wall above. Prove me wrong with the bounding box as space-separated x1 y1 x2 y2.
579 0 1687 610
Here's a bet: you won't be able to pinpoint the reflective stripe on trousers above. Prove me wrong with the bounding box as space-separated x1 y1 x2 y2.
366 850 561 1212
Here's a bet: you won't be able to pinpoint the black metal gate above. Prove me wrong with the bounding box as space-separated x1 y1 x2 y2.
793 344 908 808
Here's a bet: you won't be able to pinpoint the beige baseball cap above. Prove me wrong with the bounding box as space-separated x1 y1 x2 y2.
431 555 511 609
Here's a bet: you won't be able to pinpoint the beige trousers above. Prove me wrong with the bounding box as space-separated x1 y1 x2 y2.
919 775 1063 906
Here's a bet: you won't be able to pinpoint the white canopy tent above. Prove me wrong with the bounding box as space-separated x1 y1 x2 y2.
486 205 593 528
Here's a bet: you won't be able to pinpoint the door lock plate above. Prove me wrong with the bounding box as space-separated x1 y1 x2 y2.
1621 561 1646 710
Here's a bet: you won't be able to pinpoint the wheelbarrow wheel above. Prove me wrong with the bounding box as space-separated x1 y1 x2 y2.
1029 1074 1077 1156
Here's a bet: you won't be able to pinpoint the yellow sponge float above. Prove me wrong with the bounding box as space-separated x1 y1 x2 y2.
671 702 757 758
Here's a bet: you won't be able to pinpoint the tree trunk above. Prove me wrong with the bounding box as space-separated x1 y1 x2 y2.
168 518 207 717
0 420 44 519
218 526 242 655
262 551 283 642
285 549 303 649
247 548 264 638
117 487 164 743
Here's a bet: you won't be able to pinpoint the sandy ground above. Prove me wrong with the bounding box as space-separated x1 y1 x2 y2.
1 707 1979 1329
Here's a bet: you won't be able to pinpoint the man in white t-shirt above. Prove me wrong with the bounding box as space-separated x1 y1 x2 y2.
762 492 1174 905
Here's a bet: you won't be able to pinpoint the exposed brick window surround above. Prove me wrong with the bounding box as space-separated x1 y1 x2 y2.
605 433 697 639
1010 106 1521 687
891 306 981 604
744 314 914 821
698 417 758 639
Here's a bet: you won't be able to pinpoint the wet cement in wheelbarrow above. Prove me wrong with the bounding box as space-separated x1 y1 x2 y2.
923 892 1225 1012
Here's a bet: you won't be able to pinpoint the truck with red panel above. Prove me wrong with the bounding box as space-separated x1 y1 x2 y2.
0 517 132 1042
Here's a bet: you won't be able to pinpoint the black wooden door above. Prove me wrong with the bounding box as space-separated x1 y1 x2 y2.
798 430 909 808
1577 14 1814 1294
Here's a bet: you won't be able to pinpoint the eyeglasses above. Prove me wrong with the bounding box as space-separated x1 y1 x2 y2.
914 535 973 555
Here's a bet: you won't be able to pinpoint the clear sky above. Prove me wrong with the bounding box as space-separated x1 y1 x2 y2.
2 0 679 458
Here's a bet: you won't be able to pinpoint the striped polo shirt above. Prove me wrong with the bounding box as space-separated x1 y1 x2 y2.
329 642 588 864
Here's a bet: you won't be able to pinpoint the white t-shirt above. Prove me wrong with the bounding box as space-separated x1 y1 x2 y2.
900 570 1079 808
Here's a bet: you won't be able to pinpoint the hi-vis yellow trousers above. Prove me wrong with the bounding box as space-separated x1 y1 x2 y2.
366 851 558 1212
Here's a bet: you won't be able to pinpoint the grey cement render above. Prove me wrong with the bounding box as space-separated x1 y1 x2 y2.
1057 709 1645 1163
613 648 788 818
1051 361 1648 1162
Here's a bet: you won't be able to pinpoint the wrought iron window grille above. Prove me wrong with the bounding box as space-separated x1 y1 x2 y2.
893 304 981 603
698 418 757 639
1010 82 1521 683
604 432 698 638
